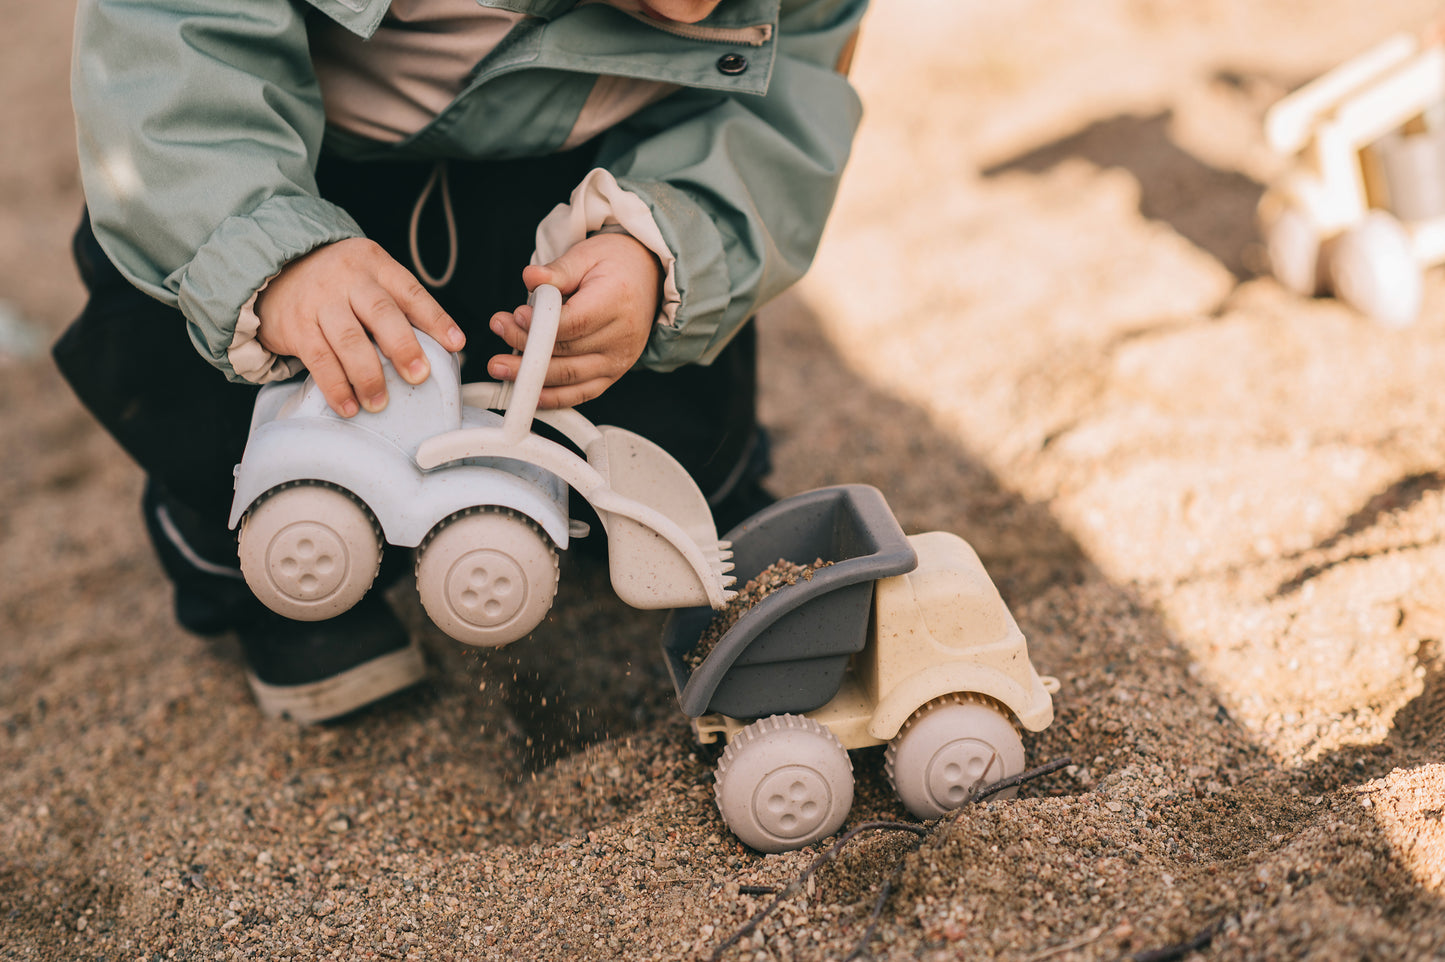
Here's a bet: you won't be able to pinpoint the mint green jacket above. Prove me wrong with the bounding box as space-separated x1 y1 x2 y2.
71 0 867 380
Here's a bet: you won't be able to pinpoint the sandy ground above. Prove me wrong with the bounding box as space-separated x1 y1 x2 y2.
5 1 1445 959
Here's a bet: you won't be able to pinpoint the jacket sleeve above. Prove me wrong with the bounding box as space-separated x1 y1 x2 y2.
593 0 868 371
72 0 366 382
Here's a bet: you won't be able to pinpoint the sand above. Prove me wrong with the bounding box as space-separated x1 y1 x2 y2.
3 2 1444 959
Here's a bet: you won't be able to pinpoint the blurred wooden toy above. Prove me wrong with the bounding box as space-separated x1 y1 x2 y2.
1260 26 1445 326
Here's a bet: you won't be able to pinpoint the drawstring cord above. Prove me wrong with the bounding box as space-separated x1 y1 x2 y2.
408 161 458 288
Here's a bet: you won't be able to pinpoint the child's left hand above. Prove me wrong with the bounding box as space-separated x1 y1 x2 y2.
487 232 661 409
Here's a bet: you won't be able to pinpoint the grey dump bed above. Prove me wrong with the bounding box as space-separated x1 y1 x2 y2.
662 484 918 719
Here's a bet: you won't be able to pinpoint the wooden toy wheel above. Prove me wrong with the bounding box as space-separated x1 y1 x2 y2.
1264 202 1324 296
714 714 854 853
238 482 382 621
1328 210 1422 328
415 507 558 647
885 695 1024 820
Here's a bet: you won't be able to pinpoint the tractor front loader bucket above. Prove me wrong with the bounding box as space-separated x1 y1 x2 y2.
593 426 736 610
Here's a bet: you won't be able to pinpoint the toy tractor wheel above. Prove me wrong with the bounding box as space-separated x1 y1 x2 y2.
1327 210 1422 328
238 481 383 621
415 507 558 647
1263 202 1324 297
713 714 853 853
885 695 1024 820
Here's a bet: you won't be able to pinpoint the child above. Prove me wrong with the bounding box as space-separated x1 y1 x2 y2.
55 0 867 723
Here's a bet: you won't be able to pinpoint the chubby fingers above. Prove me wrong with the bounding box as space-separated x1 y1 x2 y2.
488 304 531 353
485 331 638 410
491 287 642 356
490 351 618 409
257 239 468 417
485 238 658 408
371 255 466 364
522 257 585 298
312 278 455 416
486 310 635 404
283 308 363 419
320 299 390 414
355 256 466 399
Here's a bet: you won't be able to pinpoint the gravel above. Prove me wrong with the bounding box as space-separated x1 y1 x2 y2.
5 1 1445 959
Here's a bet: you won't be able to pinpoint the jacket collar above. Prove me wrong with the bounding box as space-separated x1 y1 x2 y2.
481 0 579 15
485 0 778 24
302 0 578 40
306 0 775 39
302 0 391 38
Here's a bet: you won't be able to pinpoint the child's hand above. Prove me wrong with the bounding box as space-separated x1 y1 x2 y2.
255 238 466 417
486 232 661 409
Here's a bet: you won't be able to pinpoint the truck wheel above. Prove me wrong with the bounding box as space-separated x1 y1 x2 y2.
415 507 558 647
714 714 853 853
885 695 1024 820
1328 210 1422 328
238 482 382 621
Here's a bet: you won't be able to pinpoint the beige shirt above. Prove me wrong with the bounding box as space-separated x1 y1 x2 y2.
310 0 677 146
238 3 688 380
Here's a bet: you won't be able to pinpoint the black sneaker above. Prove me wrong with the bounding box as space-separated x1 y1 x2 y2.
143 479 416 636
142 480 424 722
239 592 426 724
142 479 268 636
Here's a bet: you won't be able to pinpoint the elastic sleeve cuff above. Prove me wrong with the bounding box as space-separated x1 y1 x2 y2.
532 168 681 329
230 285 307 384
176 193 364 383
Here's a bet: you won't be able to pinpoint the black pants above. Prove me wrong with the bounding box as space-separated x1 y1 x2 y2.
53 148 764 621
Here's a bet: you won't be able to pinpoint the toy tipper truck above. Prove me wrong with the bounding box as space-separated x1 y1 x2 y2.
662 485 1057 853
228 284 736 647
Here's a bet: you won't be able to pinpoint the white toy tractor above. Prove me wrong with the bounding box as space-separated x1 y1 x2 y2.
228 285 736 647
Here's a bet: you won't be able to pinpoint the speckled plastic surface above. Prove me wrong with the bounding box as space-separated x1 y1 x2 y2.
668 488 1059 852
713 713 854 853
238 481 383 622
230 284 736 646
883 694 1024 819
414 506 559 647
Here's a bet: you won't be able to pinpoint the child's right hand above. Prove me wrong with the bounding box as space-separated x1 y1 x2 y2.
254 238 466 417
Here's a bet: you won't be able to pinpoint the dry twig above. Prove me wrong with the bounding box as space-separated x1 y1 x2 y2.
972 757 1075 803
1126 915 1231 962
707 821 929 962
1022 924 1111 962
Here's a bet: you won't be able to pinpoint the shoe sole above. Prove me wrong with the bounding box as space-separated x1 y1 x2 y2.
245 639 427 724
